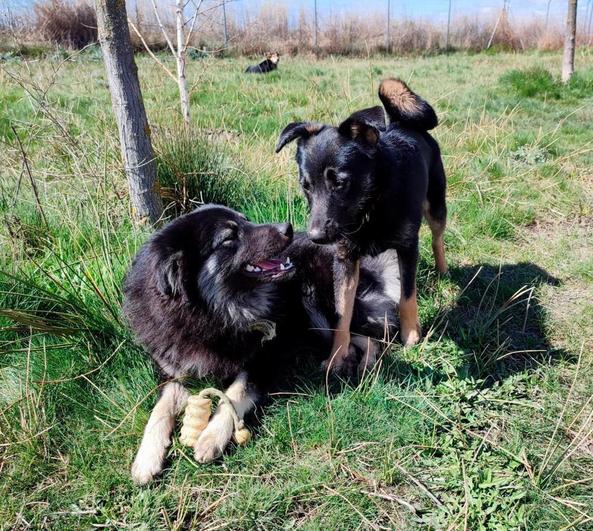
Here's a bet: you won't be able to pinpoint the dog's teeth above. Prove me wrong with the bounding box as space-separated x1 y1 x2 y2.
246 265 255 272
280 263 286 270
253 266 262 272
284 257 291 265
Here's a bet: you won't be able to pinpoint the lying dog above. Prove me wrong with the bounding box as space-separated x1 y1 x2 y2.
245 52 280 74
124 204 399 484
276 78 447 373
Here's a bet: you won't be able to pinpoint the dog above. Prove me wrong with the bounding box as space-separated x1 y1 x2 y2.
275 78 447 374
245 52 280 74
123 204 400 484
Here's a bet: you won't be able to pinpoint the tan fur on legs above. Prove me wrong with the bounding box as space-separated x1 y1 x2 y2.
432 233 447 274
323 260 360 373
423 200 448 274
399 289 420 347
194 372 257 463
131 381 188 485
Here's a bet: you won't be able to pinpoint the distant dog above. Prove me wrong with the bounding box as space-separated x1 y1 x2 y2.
124 205 399 484
245 52 280 74
276 78 447 373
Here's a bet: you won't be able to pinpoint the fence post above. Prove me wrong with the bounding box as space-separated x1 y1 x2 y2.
222 0 228 49
385 0 391 52
314 0 318 54
446 0 452 50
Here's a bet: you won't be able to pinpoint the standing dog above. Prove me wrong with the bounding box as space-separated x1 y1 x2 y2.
124 205 399 484
245 52 280 74
276 78 447 374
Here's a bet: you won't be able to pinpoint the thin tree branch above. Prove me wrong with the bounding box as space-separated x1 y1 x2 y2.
184 0 204 48
150 0 178 58
128 19 177 82
10 124 49 229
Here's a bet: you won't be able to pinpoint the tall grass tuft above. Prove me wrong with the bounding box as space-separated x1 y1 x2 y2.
501 67 562 99
154 128 308 226
155 128 250 216
500 67 593 99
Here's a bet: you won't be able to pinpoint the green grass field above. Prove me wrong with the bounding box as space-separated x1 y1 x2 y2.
1 48 593 529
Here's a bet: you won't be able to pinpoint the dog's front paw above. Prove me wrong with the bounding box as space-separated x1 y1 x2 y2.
193 413 234 464
356 339 379 376
131 447 165 485
321 343 358 378
401 324 421 347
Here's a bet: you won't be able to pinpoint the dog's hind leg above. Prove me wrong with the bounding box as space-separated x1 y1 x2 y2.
425 203 447 274
396 243 421 347
131 381 189 485
425 152 448 274
194 372 259 464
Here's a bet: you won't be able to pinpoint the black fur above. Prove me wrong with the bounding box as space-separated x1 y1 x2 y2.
245 53 279 74
123 205 400 387
276 78 447 345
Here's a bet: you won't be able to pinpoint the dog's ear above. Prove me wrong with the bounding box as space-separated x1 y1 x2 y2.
156 251 185 298
346 106 386 131
338 117 379 147
275 122 323 153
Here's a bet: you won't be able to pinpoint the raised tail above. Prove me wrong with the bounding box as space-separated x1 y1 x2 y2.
378 78 438 130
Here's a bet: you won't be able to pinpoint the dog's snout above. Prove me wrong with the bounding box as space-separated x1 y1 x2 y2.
308 217 336 244
308 228 328 244
276 223 293 239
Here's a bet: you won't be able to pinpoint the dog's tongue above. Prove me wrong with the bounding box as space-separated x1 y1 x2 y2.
255 259 283 271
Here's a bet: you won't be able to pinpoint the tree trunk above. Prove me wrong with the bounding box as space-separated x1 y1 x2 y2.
175 0 190 126
95 0 163 225
562 0 578 83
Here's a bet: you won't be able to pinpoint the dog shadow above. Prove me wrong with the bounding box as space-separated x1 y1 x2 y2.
238 261 568 462
271 261 567 396
377 261 568 386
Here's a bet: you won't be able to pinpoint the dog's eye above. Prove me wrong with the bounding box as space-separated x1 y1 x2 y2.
215 229 237 248
301 180 311 191
326 169 347 191
325 168 344 189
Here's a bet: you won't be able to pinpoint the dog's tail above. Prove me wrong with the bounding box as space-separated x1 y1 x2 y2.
378 78 438 131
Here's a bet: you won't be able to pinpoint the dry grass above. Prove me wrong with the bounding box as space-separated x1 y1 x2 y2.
33 0 96 49
3 0 592 56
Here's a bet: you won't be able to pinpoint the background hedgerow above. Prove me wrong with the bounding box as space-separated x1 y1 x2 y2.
2 0 592 56
0 50 592 528
33 0 97 49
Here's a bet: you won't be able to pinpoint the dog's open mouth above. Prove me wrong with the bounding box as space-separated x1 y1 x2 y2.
243 257 294 278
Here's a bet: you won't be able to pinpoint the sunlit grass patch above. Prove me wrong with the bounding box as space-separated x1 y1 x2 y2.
0 50 592 528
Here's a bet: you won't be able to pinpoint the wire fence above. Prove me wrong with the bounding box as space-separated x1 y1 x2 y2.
2 0 593 54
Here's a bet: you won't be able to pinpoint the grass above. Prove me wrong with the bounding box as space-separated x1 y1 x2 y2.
1 48 593 529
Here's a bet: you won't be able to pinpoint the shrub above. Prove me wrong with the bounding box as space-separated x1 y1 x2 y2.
34 0 97 49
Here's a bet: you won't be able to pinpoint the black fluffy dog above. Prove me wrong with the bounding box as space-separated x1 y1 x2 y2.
276 78 447 373
245 52 279 74
124 205 399 484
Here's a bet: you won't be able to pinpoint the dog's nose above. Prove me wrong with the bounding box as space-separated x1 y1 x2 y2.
308 228 328 244
276 223 293 239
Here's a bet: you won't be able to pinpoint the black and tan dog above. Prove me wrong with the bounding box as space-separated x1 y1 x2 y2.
124 204 399 484
245 52 280 74
276 78 447 373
